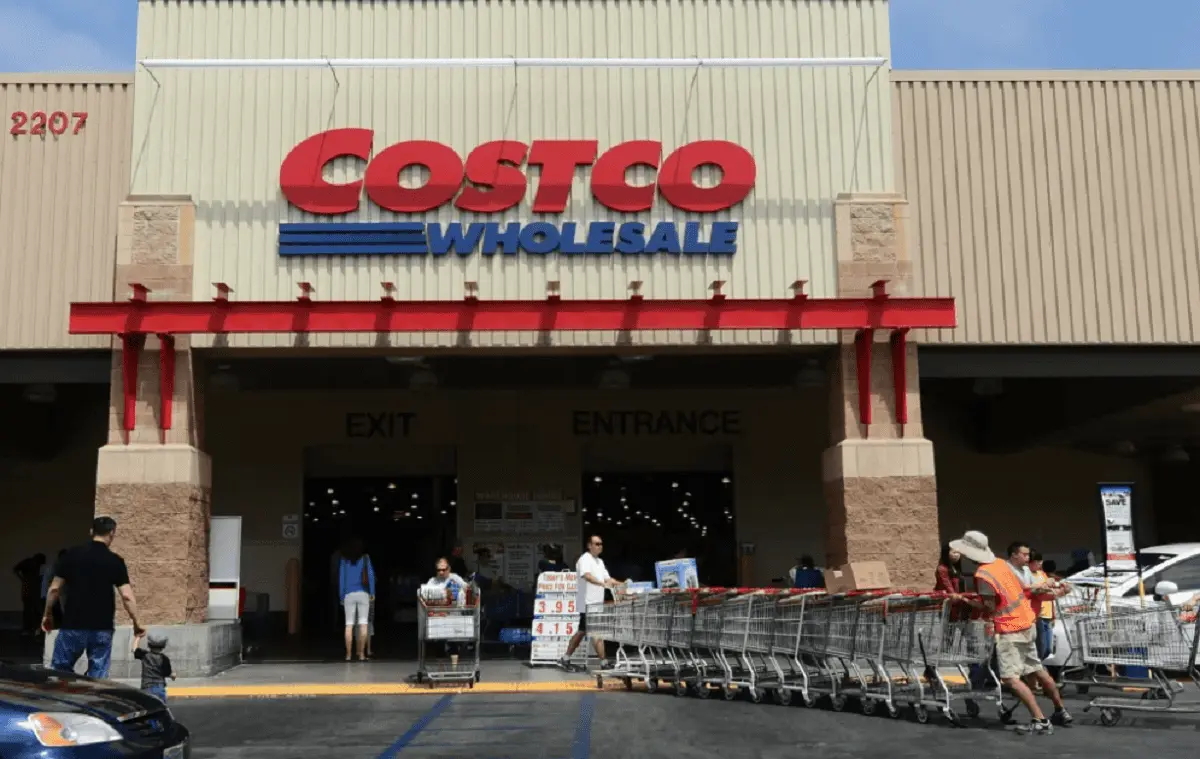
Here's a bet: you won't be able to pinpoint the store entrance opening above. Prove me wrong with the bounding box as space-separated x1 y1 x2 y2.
300 476 458 658
580 472 737 587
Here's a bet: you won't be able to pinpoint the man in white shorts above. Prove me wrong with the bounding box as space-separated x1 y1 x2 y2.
560 535 623 672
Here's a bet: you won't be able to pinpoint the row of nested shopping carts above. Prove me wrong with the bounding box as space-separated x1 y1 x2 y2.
587 588 1005 726
1050 585 1200 726
587 587 1200 728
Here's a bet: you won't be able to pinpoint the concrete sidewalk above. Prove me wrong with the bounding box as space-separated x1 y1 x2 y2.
116 660 599 697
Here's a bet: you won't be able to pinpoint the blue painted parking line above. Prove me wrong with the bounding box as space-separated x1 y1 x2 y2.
376 694 455 758
570 693 597 759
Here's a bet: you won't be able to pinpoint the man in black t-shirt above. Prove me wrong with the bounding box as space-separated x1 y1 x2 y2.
43 517 145 679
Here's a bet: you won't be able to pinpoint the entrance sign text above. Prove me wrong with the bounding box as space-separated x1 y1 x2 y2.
278 129 754 257
572 410 742 436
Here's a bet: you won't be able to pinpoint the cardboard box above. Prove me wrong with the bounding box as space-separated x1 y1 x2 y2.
824 561 891 593
655 558 700 590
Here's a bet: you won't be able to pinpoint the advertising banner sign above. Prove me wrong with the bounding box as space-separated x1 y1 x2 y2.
1098 483 1138 573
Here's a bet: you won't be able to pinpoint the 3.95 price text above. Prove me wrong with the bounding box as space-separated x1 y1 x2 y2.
10 111 89 136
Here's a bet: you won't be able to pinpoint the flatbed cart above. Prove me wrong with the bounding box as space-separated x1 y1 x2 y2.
1079 603 1200 726
768 589 827 707
416 584 482 687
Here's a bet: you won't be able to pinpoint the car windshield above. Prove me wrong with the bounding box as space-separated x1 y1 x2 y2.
1066 552 1178 582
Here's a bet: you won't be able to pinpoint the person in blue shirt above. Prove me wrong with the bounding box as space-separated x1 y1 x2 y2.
338 538 375 662
789 555 825 589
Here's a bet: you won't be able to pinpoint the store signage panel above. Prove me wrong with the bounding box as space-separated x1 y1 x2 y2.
277 128 755 257
344 411 416 439
572 409 742 436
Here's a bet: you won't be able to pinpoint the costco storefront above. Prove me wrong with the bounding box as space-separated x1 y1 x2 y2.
53 0 961 673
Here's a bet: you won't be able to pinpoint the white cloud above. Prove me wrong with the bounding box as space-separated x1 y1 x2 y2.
0 4 131 72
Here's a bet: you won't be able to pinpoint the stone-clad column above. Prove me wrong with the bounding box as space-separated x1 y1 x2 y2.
822 193 939 589
97 196 212 625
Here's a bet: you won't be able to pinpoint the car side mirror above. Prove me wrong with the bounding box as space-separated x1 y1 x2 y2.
1154 581 1179 598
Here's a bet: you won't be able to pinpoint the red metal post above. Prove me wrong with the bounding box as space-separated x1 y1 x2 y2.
159 334 176 438
890 328 910 428
120 333 145 439
855 329 874 428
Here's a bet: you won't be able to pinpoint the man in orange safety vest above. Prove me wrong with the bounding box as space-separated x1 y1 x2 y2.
951 530 1073 735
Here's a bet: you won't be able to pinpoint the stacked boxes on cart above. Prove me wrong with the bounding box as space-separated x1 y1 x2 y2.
587 583 1200 728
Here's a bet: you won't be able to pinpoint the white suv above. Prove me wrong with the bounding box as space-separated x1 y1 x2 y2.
1044 542 1200 669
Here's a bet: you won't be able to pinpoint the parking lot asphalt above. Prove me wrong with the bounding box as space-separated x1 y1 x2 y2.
173 690 1200 759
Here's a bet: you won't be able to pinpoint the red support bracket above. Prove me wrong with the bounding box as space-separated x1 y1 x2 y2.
790 280 809 300
628 281 644 302
464 281 479 304
158 334 176 439
120 333 146 440
870 279 890 300
212 282 232 303
380 282 396 303
854 329 875 428
710 280 726 303
891 328 910 428
297 282 314 303
129 283 151 303
546 280 561 303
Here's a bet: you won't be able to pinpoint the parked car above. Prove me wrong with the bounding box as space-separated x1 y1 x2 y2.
0 661 189 758
1045 542 1200 669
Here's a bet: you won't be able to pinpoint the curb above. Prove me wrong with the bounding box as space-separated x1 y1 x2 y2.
169 680 616 698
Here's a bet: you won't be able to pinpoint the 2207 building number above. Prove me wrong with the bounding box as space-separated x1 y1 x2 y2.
10 110 88 136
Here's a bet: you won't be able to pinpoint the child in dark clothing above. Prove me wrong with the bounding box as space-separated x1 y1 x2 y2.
133 632 176 702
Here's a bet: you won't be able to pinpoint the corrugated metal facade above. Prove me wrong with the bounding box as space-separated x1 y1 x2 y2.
0 75 133 350
131 0 894 349
894 71 1200 345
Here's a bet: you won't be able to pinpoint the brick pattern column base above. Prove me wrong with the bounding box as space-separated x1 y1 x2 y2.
95 445 211 626
822 440 939 590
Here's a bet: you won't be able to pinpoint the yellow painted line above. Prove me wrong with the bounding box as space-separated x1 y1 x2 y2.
169 680 624 699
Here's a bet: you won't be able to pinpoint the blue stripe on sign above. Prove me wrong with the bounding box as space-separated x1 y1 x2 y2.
570 693 597 759
375 694 454 758
281 222 427 234
279 232 427 245
278 245 430 256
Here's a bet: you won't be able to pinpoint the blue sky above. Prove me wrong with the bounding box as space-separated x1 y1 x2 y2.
1 0 1198 72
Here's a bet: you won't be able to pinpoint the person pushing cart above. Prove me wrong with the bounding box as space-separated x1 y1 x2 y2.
416 557 481 686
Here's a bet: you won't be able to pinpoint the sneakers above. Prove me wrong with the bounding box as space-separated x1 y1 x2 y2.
1015 719 1054 735
1051 708 1074 727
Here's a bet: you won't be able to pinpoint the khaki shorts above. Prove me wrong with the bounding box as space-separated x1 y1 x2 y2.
996 625 1043 679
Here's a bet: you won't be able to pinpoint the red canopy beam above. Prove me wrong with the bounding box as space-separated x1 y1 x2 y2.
70 294 955 335
80 280 955 438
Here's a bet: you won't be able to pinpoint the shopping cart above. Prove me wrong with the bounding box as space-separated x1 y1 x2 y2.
1053 583 1126 694
796 590 892 711
896 593 1003 725
594 592 646 690
666 588 734 697
768 589 827 707
416 584 481 687
1078 603 1200 726
632 591 681 693
720 590 786 703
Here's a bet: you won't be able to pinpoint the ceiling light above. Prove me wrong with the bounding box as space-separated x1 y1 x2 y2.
682 500 689 506
373 507 380 512
441 510 447 514
371 496 378 503
411 493 419 499
594 476 602 483
685 491 692 497
332 499 340 506
327 488 335 495
308 501 315 507
450 500 457 506
722 477 731 484
671 482 679 488
339 509 346 515
313 517 319 522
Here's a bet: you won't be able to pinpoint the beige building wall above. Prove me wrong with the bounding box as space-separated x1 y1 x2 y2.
204 384 1144 610
130 0 894 349
0 75 133 349
894 71 1200 345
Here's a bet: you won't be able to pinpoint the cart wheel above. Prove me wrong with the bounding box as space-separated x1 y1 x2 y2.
774 688 793 707
861 699 877 716
475 672 481 684
964 700 981 719
999 705 1017 725
723 686 738 702
596 675 605 690
830 694 847 712
695 684 712 699
802 693 817 709
748 688 763 705
1099 707 1122 727
886 703 900 719
415 672 424 684
915 706 930 724
645 677 659 695
943 707 961 727
674 681 689 698
622 677 633 691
